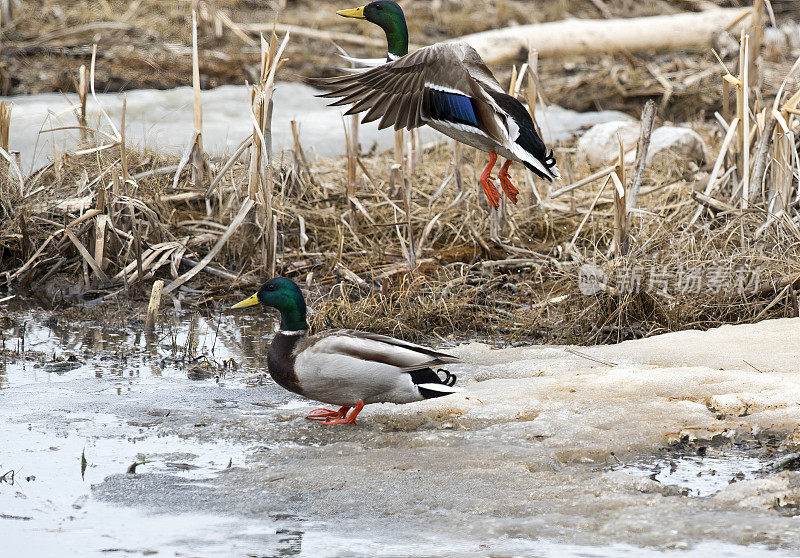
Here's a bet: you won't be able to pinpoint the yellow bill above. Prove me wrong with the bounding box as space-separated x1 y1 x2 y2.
336 5 366 19
232 293 259 308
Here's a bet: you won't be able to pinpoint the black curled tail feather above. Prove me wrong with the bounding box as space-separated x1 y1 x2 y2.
522 149 559 181
543 150 557 170
440 369 457 387
407 367 458 399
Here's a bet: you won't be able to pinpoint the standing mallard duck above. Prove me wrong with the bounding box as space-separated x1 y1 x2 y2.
322 1 560 208
232 278 461 425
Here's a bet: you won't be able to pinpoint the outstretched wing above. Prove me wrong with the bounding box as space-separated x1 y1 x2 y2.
318 42 504 138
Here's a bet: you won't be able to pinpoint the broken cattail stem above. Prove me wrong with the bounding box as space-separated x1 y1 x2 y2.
627 100 657 211
394 129 404 177
349 113 359 157
120 94 131 186
247 31 290 275
770 115 793 214
613 133 628 257
749 0 763 86
78 65 88 141
741 32 750 209
0 100 10 179
144 280 164 331
0 0 12 26
94 185 107 271
733 29 747 185
408 128 418 176
525 50 544 203
267 211 277 278
191 10 209 189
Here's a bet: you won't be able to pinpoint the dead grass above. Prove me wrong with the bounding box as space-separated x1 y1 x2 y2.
1 2 800 344
1 123 798 344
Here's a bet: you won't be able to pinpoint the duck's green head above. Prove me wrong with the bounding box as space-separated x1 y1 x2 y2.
337 1 408 59
232 277 308 332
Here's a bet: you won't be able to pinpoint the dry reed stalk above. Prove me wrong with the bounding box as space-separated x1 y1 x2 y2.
771 112 794 214
0 100 10 181
0 0 11 26
394 130 404 180
0 101 10 152
612 134 628 257
408 129 418 175
190 10 210 190
144 280 164 331
120 95 131 186
343 116 358 228
94 184 108 272
247 30 290 277
64 229 112 287
732 33 745 183
552 165 616 198
722 78 732 124
77 65 88 141
749 0 764 86
741 32 751 209
627 100 657 211
205 135 252 197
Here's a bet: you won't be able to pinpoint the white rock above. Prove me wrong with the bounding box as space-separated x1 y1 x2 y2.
646 126 707 167
576 120 640 168
577 121 707 169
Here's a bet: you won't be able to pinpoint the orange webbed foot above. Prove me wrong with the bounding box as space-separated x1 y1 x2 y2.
307 406 349 421
480 151 500 209
498 160 519 204
320 401 364 426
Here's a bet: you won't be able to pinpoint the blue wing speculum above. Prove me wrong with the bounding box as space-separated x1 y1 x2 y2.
428 89 481 129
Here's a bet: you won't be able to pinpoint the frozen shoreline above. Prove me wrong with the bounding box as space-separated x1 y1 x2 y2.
1 314 799 556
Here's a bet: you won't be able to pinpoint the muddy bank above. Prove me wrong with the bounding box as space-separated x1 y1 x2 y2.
2 311 800 556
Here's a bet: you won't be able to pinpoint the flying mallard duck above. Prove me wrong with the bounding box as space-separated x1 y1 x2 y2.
321 1 560 209
232 278 461 425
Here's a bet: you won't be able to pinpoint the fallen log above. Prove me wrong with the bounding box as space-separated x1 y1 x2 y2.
457 8 751 64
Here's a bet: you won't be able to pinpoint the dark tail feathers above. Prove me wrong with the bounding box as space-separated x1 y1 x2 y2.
407 367 458 399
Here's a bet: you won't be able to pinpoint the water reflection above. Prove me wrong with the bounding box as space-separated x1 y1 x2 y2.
0 308 279 388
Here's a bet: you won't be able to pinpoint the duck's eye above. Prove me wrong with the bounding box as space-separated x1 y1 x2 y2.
375 5 382 9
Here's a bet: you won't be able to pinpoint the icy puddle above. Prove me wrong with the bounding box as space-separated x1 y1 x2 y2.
619 447 766 498
2 309 800 556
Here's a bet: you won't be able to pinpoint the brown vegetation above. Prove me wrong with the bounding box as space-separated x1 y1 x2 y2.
1 1 800 345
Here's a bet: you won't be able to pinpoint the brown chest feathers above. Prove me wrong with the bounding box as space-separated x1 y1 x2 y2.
267 332 304 395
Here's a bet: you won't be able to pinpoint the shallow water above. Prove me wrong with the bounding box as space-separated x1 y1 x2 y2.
2 310 800 556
